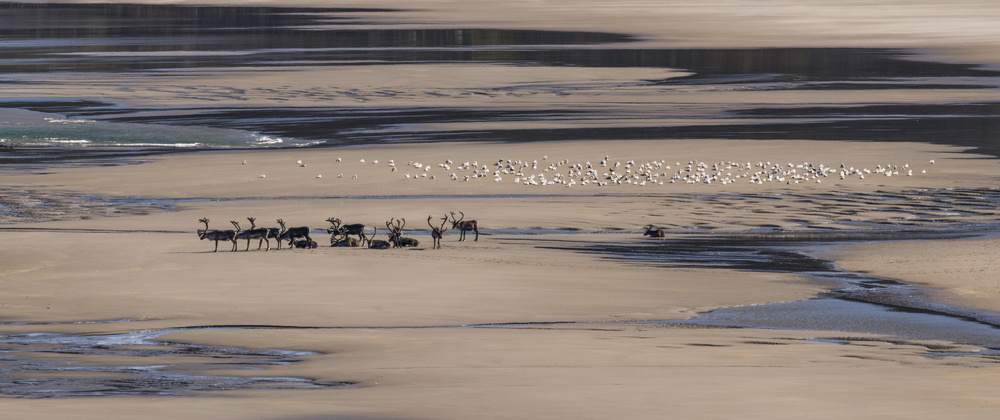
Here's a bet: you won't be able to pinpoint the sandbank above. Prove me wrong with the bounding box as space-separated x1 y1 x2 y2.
3 0 1000 418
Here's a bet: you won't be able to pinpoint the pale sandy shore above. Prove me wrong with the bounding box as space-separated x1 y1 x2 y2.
4 0 1000 418
3 139 1000 418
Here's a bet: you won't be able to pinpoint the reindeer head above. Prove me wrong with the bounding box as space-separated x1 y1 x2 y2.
448 211 465 228
326 217 341 233
428 214 448 232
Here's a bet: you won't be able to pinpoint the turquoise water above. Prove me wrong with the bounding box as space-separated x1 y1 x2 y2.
1 116 284 148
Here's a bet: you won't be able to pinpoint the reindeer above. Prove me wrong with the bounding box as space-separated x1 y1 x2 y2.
643 225 667 238
386 218 419 248
331 236 361 247
232 217 271 251
326 217 368 247
367 227 391 249
427 214 448 249
267 220 283 250
197 218 237 252
293 239 318 249
448 211 479 241
277 219 312 249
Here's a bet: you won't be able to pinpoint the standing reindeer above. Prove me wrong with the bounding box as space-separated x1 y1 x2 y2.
448 211 479 241
277 219 312 249
643 225 667 238
326 217 368 247
386 218 419 248
427 214 448 249
232 217 271 251
197 218 237 252
267 220 283 250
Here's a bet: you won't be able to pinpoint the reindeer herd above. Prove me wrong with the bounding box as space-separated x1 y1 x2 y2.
196 211 480 252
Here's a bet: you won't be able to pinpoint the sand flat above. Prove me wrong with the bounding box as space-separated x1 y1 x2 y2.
3 0 1000 418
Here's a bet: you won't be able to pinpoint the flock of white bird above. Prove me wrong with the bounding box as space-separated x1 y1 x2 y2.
249 155 932 188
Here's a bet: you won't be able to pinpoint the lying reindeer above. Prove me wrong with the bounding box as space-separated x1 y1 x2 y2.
293 239 318 249
326 217 368 247
331 236 361 247
367 227 391 249
449 211 479 241
428 214 448 249
277 219 312 249
386 218 419 248
197 218 237 252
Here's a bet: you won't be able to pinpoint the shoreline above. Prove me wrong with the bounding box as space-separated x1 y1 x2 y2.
4 0 1000 417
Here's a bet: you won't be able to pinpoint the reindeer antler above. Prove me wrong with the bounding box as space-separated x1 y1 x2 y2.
247 217 256 229
398 218 406 230
231 220 242 232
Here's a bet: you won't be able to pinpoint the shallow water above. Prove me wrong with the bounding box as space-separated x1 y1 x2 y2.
0 327 353 398
3 3 1000 164
572 231 1000 349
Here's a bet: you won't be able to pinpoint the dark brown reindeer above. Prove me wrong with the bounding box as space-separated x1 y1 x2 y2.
427 214 448 249
386 218 419 248
277 219 312 249
267 219 283 250
367 227 391 249
448 211 479 241
326 217 368 247
643 225 667 238
197 218 237 252
232 217 271 251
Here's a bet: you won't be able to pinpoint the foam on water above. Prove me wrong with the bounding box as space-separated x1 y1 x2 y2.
1 116 293 149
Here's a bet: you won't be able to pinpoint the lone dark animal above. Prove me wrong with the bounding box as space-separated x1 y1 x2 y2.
643 225 667 238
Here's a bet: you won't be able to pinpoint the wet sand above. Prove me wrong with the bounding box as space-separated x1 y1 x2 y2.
3 0 1000 418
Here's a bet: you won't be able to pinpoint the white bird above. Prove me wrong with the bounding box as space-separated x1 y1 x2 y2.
316 174 322 178
297 160 302 165
242 160 247 165
259 174 266 178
